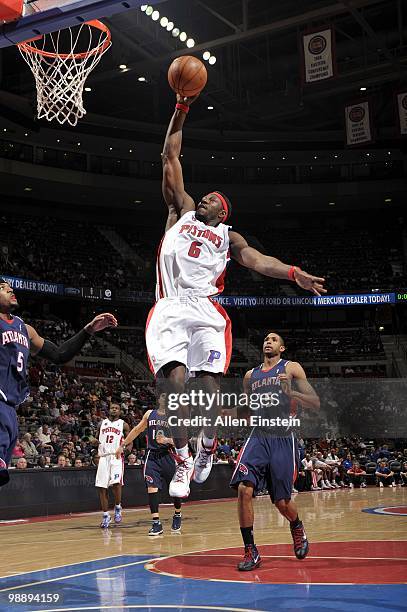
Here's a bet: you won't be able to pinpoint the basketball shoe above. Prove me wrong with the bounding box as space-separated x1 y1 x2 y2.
100 514 111 529
114 506 122 524
169 455 194 498
193 432 217 484
171 512 182 532
237 545 261 571
148 521 163 536
290 520 309 560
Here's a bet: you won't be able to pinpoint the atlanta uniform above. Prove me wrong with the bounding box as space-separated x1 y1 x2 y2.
0 315 30 482
143 409 177 490
230 359 299 503
95 418 125 488
145 210 232 375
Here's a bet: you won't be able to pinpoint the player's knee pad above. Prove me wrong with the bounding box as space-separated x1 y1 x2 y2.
148 491 160 514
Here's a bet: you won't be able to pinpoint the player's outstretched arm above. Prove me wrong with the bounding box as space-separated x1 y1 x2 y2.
161 94 198 230
115 411 151 458
229 231 326 296
279 362 320 409
27 313 118 364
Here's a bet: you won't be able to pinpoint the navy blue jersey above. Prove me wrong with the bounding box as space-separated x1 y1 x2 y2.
147 409 171 451
0 315 30 407
249 359 297 434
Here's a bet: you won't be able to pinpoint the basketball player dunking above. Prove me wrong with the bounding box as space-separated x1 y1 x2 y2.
0 277 117 488
145 94 326 498
230 332 320 570
118 392 183 536
96 401 130 528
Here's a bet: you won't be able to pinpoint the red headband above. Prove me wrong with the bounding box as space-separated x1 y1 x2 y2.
211 191 229 221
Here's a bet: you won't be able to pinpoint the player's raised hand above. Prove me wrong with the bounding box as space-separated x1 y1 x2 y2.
293 269 327 296
85 313 118 334
176 92 199 106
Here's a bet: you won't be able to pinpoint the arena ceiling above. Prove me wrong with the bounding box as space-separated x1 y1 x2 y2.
0 0 406 148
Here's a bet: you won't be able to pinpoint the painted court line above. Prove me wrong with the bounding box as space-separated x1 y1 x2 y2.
0 554 127 580
0 558 156 592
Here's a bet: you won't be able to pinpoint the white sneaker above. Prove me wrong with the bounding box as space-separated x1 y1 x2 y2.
349 482 354 488
361 482 367 488
193 433 217 484
325 480 334 489
169 455 194 498
321 481 329 489
379 481 384 488
311 486 320 491
292 487 298 493
331 481 340 488
339 481 346 487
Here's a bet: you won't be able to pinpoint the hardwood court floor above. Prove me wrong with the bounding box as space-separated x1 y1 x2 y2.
0 487 406 612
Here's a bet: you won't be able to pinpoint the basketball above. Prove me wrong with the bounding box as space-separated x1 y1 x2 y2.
168 55 207 97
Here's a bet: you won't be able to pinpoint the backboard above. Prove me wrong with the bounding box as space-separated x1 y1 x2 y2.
0 0 161 47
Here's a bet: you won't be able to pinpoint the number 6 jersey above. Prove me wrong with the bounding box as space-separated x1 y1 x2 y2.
0 315 30 406
156 210 231 299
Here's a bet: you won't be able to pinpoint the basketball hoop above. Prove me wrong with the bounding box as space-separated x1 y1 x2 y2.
18 19 111 126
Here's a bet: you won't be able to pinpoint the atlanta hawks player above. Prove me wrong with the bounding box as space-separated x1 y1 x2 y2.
95 402 130 528
145 93 327 498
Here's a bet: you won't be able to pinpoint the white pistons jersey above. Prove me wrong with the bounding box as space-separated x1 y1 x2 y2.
156 210 231 299
98 418 124 456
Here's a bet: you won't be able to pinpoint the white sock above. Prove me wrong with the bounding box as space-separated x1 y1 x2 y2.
103 511 109 517
203 435 215 449
176 445 189 459
115 504 121 510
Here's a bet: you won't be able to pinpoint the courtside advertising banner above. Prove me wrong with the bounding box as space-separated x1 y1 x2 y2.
302 27 334 83
345 100 373 146
396 91 407 135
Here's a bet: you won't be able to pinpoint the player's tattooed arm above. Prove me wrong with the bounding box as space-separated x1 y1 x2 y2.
229 231 326 296
28 313 117 364
279 362 320 409
161 94 198 228
116 411 151 458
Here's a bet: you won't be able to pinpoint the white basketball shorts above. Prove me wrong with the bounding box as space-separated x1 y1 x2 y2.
95 455 124 489
145 296 232 375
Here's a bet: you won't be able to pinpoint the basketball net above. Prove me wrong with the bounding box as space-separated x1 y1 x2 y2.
18 20 111 127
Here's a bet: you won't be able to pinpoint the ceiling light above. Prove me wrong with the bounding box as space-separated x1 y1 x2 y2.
388 151 391 155
314 155 317 159
334 154 338 158
186 38 195 48
166 21 174 31
329 202 335 206
211 155 215 159
151 10 159 21
231 156 235 160
360 86 367 91
262 157 266 160
24 133 28 136
179 31 187 42
160 16 168 27
172 27 180 37
140 4 147 11
203 51 210 61
85 86 91 92
119 64 127 70
282 156 286 160
275 203 282 207
207 105 214 110
379 326 384 331
385 198 392 202
3 128 6 132
109 147 113 151
145 6 153 16
138 76 146 82
24 187 32 191
134 200 142 204
208 55 216 65
129 149 133 153
366 153 370 156
57 139 60 143
77 142 81 146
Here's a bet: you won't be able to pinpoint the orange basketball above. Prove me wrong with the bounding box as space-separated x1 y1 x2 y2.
168 55 207 97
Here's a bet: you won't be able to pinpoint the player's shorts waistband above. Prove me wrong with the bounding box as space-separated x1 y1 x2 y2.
147 447 172 456
157 293 214 303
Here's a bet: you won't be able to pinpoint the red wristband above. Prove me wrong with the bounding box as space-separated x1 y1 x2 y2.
288 265 298 281
176 103 189 114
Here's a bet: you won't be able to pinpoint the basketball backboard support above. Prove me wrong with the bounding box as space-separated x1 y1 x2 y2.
0 0 161 47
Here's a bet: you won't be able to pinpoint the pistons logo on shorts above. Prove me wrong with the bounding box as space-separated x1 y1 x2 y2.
145 475 154 484
238 463 249 476
208 350 221 363
114 474 120 479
